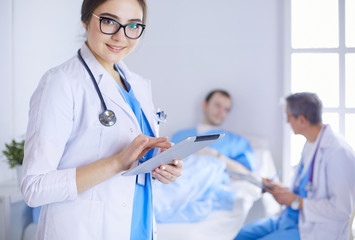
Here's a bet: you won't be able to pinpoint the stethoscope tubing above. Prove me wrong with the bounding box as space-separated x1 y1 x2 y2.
77 48 166 127
77 49 108 111
77 49 117 126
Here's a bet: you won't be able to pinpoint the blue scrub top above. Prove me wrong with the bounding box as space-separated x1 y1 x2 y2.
278 159 312 229
117 69 154 240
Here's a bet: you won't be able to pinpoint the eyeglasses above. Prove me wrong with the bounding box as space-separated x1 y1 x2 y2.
91 13 145 39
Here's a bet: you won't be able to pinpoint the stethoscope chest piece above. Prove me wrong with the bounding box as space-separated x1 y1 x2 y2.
77 49 117 127
99 110 117 127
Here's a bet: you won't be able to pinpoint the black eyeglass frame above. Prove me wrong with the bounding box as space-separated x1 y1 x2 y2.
91 13 146 39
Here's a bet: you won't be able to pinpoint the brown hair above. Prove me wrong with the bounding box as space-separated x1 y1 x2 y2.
205 89 231 103
81 0 147 24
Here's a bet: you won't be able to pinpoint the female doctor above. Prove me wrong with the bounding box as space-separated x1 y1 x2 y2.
21 0 183 239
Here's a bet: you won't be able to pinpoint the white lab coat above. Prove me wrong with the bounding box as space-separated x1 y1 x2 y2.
21 44 160 240
298 126 355 240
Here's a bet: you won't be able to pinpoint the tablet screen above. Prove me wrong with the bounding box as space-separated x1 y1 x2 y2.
122 133 225 176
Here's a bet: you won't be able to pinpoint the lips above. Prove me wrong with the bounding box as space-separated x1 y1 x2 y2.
106 44 125 52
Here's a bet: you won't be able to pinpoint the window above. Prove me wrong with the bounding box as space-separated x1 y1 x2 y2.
285 0 355 168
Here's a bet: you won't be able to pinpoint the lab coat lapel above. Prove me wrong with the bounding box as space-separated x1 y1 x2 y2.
117 62 158 137
79 43 138 124
99 74 145 129
309 126 332 195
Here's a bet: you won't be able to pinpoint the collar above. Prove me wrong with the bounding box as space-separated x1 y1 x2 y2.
79 43 131 85
318 124 334 149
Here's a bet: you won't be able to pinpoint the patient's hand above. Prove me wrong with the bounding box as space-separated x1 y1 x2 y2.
152 159 183 184
196 147 219 157
197 148 251 175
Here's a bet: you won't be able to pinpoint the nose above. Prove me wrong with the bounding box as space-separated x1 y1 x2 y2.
112 27 126 41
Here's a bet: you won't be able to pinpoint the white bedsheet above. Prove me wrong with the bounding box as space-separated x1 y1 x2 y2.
156 180 261 240
156 147 280 240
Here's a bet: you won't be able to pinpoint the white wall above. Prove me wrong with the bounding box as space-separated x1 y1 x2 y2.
125 0 285 169
0 0 284 183
0 0 15 182
0 0 83 183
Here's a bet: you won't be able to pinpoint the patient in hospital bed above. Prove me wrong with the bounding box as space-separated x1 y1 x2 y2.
154 90 279 239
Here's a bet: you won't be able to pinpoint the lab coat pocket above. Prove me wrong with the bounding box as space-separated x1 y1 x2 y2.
43 199 104 240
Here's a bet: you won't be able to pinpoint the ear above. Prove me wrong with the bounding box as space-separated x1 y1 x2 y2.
82 21 88 31
298 115 308 125
202 101 207 111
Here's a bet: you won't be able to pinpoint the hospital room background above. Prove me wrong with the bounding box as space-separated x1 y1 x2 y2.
1 0 354 239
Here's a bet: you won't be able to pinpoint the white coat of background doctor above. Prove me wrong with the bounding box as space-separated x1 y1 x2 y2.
235 92 355 240
20 0 183 239
267 93 355 240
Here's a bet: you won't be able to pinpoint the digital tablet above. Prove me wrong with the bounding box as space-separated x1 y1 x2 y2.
122 133 225 176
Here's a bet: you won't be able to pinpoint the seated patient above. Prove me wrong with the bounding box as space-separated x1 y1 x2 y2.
154 90 256 223
171 89 255 172
235 92 355 240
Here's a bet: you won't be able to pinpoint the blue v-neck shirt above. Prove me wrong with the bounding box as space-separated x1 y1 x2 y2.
117 75 154 240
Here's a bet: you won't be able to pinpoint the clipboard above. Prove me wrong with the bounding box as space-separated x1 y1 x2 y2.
122 133 225 176
230 172 274 190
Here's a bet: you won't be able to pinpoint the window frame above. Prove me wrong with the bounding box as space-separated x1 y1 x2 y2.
283 0 355 184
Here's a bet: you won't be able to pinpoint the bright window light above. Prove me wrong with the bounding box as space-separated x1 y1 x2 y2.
346 54 355 108
291 0 338 48
291 53 339 107
346 0 355 47
345 114 355 150
322 113 339 133
287 0 353 178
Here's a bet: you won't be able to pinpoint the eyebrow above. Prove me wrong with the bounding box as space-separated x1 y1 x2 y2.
99 12 143 23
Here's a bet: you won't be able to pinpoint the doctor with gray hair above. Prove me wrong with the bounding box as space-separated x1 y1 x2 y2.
235 92 355 240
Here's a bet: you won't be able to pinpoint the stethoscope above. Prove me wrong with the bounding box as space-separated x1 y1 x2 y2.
304 124 328 192
77 49 117 126
77 49 167 127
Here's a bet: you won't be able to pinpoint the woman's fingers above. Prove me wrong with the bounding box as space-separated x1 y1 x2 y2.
152 159 183 184
136 136 173 160
116 135 172 171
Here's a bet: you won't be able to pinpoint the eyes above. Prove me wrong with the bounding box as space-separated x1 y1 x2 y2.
127 24 139 30
212 102 230 113
93 14 146 39
101 17 140 31
101 18 117 26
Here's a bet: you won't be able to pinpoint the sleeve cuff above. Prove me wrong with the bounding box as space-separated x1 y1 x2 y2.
66 168 78 200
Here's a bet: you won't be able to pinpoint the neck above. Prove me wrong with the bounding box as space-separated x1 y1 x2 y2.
102 62 127 91
304 124 324 142
85 42 125 88
202 119 213 126
197 123 215 134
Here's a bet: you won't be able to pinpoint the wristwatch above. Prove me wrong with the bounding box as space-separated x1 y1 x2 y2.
290 196 300 210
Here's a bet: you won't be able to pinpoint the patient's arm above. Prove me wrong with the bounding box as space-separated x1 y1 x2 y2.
196 147 251 175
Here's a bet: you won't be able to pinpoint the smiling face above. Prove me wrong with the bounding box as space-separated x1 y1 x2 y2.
83 0 143 71
202 92 232 126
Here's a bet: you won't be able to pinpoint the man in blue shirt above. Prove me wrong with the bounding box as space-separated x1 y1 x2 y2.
171 89 254 172
154 90 255 223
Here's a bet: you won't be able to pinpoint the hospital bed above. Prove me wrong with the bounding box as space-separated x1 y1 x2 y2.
155 140 280 240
